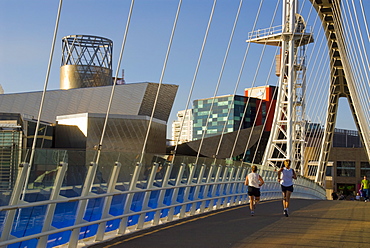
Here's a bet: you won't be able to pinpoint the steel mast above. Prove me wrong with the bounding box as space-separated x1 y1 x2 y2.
246 0 313 172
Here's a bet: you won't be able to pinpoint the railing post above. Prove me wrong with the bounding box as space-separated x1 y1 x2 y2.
0 163 30 243
153 162 173 225
166 163 185 221
222 166 235 208
37 162 68 248
210 164 222 198
190 164 206 215
216 165 229 209
230 166 242 206
69 162 98 247
239 166 248 204
179 163 196 218
95 162 122 242
199 164 215 212
137 162 159 229
263 171 271 200
117 162 142 235
271 171 276 199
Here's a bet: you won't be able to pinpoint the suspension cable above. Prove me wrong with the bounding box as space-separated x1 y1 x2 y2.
239 0 281 162
359 0 370 43
95 0 135 164
23 0 63 199
139 0 183 165
227 0 266 159
171 0 214 160
174 0 217 165
207 0 244 162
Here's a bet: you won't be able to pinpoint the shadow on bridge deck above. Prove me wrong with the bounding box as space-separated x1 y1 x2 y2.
88 199 370 248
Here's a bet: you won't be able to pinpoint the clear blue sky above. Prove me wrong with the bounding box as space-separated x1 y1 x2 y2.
0 0 362 138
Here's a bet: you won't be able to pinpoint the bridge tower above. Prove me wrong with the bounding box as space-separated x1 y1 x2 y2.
309 0 370 185
246 0 313 173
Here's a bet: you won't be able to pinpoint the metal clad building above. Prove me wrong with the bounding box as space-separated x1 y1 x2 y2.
55 113 166 154
0 82 178 123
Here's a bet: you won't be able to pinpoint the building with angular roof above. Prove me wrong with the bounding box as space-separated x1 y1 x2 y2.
0 82 178 123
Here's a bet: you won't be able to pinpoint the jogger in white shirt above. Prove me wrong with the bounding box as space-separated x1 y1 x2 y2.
245 165 264 216
277 159 297 217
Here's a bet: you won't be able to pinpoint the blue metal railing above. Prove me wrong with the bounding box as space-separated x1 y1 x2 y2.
0 149 326 247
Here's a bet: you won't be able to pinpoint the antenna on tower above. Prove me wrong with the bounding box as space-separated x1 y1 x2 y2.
116 69 126 85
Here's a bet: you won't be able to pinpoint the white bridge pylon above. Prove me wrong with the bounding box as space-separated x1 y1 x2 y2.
247 0 313 173
310 0 370 185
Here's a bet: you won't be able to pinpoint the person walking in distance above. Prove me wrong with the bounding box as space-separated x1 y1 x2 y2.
361 175 370 202
245 165 264 216
278 159 297 217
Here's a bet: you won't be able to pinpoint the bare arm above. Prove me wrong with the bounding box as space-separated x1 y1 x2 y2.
259 175 264 187
292 169 297 179
245 175 249 186
277 168 283 182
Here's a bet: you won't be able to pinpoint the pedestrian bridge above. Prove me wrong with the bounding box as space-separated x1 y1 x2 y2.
0 0 369 247
89 199 370 248
0 151 325 248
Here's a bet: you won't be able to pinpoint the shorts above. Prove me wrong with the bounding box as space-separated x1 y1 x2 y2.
281 185 294 192
248 186 261 197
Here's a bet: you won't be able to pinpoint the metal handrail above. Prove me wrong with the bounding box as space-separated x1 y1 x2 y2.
248 25 284 40
0 178 323 247
0 157 326 247
247 24 312 40
0 179 325 247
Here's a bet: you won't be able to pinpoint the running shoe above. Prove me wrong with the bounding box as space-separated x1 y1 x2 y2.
284 209 289 217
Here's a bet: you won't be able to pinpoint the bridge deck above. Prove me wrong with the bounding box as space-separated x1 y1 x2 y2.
88 199 370 248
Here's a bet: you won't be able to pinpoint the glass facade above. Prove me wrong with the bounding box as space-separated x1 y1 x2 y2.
332 128 362 148
336 161 356 177
26 121 54 149
0 130 21 190
360 162 370 177
192 95 257 140
0 113 54 190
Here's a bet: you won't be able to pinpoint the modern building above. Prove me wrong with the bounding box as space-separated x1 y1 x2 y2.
0 82 178 189
0 34 179 194
192 95 259 141
56 113 166 154
0 82 177 125
244 85 277 131
305 127 369 198
190 89 277 162
171 109 193 145
167 125 263 159
0 113 53 190
169 88 275 159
